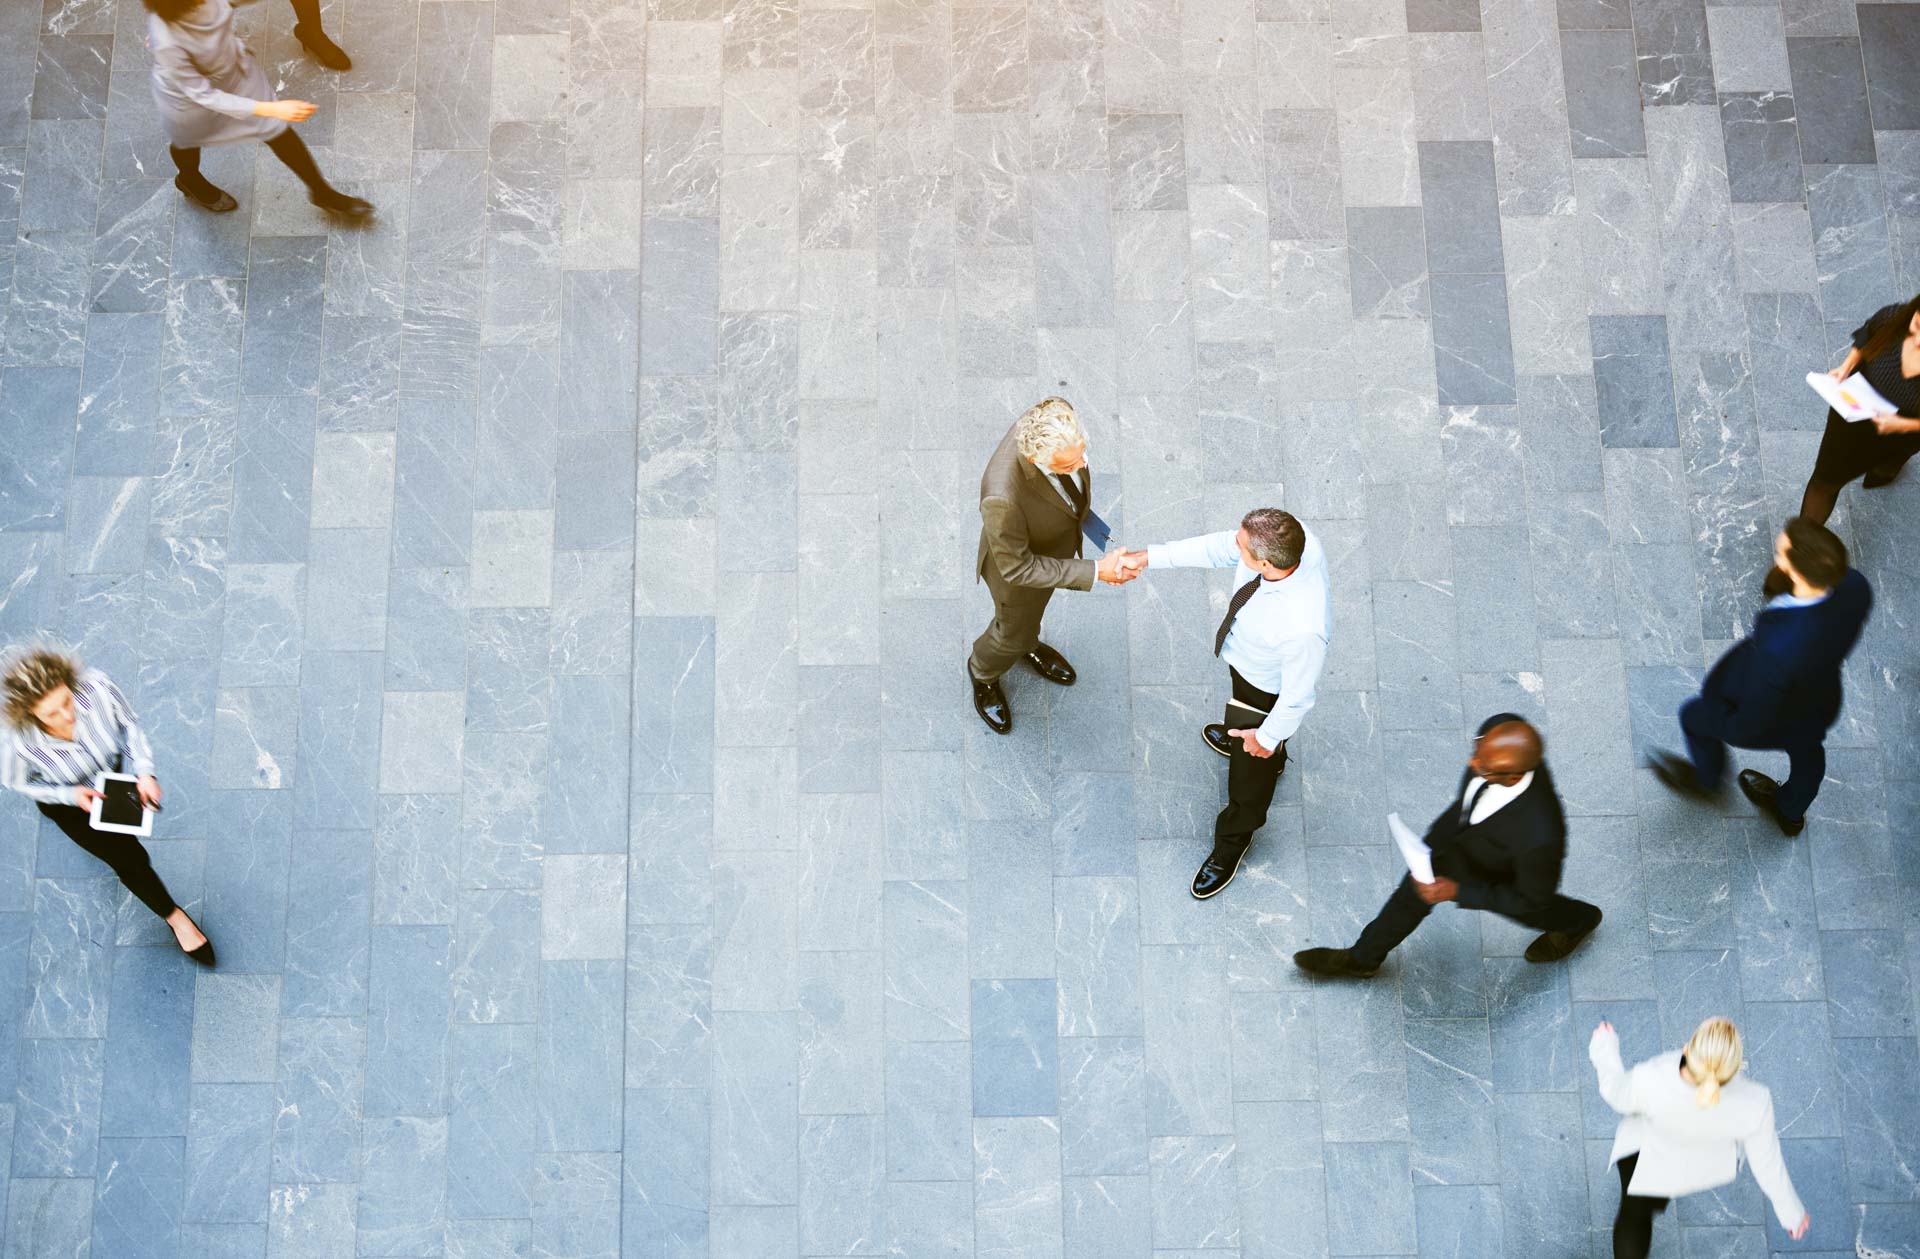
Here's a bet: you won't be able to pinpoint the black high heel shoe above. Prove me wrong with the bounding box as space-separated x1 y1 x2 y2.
176 911 216 967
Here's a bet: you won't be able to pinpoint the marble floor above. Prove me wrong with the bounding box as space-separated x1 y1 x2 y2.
2 0 1920 1254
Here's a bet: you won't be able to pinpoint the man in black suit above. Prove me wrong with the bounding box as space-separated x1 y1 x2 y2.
1294 715 1602 978
1650 518 1872 837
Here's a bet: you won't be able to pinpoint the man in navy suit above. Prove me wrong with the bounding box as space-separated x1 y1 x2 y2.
1650 518 1872 836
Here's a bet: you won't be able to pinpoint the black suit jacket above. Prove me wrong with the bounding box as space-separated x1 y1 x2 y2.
1427 714 1570 921
1698 569 1872 745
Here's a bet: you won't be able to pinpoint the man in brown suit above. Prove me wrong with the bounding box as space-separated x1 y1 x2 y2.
970 397 1141 733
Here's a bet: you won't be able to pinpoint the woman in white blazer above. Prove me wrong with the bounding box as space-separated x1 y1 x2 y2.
1589 1016 1810 1257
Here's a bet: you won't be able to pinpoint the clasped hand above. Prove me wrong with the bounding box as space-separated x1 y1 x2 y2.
1096 548 1149 585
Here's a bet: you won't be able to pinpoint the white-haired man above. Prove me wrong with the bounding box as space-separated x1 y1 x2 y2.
969 397 1138 734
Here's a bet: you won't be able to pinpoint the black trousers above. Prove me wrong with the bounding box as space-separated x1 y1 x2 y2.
1611 1153 1669 1259
1680 697 1825 822
1350 870 1602 970
170 130 332 196
1213 668 1288 852
37 803 177 920
288 0 323 26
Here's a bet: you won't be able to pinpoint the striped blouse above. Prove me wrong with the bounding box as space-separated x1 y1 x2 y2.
0 669 156 808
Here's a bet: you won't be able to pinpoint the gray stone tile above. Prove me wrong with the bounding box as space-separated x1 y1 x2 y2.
1590 314 1678 448
1787 37 1876 163
1719 91 1805 203
1563 30 1647 157
271 1016 365 1186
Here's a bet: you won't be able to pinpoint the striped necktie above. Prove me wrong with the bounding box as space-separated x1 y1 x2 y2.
1214 577 1262 657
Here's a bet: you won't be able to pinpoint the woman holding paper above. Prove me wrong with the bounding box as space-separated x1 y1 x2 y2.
1799 295 1920 526
1590 1016 1810 1257
0 646 214 965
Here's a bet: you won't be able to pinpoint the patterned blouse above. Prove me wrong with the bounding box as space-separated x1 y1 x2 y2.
1850 304 1920 420
0 670 156 808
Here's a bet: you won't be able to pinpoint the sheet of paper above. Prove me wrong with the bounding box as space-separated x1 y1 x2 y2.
1807 370 1898 422
1388 812 1434 884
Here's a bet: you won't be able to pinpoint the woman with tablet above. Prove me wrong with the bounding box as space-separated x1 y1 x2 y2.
0 647 214 965
1797 294 1920 526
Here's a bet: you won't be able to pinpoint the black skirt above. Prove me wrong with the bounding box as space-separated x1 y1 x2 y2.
1811 408 1920 484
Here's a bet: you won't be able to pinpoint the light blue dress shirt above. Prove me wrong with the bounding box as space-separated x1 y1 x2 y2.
1143 527 1331 749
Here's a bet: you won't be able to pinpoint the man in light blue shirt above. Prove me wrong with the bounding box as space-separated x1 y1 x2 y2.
1126 508 1331 898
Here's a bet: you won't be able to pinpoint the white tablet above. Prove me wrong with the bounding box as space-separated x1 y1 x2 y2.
89 773 153 837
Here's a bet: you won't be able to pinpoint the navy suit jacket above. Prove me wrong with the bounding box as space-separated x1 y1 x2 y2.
1699 569 1872 745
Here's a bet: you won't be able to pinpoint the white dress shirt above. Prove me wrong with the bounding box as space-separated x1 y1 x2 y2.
1144 527 1330 749
1590 1035 1805 1230
1461 771 1533 823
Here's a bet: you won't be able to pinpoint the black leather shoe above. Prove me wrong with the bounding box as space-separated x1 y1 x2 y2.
1524 910 1602 964
1024 642 1076 686
970 667 1012 735
1738 770 1805 837
1648 750 1721 802
1202 724 1234 758
311 188 375 217
177 911 216 967
174 175 238 213
1863 463 1902 490
1292 947 1378 979
1190 845 1247 899
295 22 352 70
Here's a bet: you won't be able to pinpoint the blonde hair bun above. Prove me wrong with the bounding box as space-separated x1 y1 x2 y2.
1683 1016 1743 1108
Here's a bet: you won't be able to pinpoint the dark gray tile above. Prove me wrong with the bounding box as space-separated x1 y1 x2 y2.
1562 30 1647 156
1431 273 1517 405
1719 91 1805 203
1419 141 1503 274
1787 37 1876 163
1634 0 1716 106
1859 6 1920 128
1590 314 1677 447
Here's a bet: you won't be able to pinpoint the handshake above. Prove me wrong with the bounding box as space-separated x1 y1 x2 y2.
1096 548 1150 585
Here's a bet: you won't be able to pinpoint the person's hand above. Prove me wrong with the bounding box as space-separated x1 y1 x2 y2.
1870 411 1908 435
73 785 102 811
1789 1212 1810 1241
1591 1020 1617 1049
137 775 162 809
1828 366 1848 382
255 99 317 122
1097 550 1145 585
1225 729 1277 758
1414 875 1459 905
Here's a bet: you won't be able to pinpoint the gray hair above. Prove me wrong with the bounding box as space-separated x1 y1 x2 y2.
1241 508 1305 570
1014 397 1086 465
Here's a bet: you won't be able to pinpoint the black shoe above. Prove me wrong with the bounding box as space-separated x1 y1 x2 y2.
1202 724 1233 758
1738 770 1805 837
970 666 1012 735
1648 750 1721 802
1190 845 1247 899
310 188 374 217
1863 463 1901 490
176 912 216 967
1524 910 1602 963
174 175 237 213
1292 947 1378 979
1024 642 1076 686
294 21 352 70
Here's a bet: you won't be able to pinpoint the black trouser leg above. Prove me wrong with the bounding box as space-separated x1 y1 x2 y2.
1611 1154 1668 1259
264 128 334 196
169 144 202 178
37 803 177 920
1350 874 1432 970
1504 893 1605 939
288 0 323 26
1212 667 1286 851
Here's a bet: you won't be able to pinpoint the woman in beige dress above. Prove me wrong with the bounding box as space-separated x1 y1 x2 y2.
145 0 372 217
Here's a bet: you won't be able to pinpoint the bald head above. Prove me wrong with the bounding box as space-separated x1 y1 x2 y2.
1470 718 1543 782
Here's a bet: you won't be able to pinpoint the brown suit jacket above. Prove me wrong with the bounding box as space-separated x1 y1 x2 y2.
975 418 1097 592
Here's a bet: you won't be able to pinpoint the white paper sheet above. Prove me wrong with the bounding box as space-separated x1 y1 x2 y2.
1806 370 1898 422
1388 812 1434 884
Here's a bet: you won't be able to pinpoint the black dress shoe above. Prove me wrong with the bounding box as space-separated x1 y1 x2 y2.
1648 750 1721 802
1202 724 1234 758
174 175 238 213
1292 947 1378 978
1190 845 1247 899
1863 463 1902 490
1024 642 1076 686
970 666 1012 735
295 22 353 70
1524 910 1602 964
310 188 375 217
1738 770 1805 837
177 911 216 967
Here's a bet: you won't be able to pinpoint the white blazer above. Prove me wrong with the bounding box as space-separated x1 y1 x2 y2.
1590 1031 1805 1230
